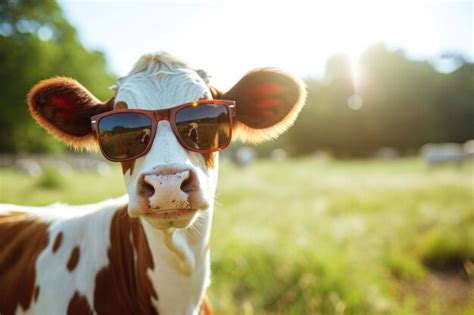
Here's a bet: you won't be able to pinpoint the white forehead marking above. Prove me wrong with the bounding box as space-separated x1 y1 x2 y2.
115 52 209 110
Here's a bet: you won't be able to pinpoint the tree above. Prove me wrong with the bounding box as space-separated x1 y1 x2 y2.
0 0 115 153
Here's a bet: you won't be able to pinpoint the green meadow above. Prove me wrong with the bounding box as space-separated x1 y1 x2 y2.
1 158 473 315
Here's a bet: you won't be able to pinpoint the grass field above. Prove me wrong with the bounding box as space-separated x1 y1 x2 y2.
1 157 473 314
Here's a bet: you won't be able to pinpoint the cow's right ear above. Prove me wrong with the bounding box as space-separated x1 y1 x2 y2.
213 69 306 143
28 77 114 150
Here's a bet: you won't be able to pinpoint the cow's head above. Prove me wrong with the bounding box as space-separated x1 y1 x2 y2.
28 52 305 230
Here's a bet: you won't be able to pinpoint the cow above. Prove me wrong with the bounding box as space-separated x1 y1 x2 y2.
0 52 306 315
420 143 468 169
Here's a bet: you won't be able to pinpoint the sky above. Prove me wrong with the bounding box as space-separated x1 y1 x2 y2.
59 0 473 89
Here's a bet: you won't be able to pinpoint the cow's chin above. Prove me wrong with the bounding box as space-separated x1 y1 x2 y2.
141 209 199 230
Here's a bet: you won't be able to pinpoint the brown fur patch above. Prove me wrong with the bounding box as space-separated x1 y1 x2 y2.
208 86 223 100
94 207 158 315
121 160 136 176
27 77 114 150
0 213 50 314
202 153 215 169
34 285 40 302
200 296 214 315
114 101 128 110
67 291 93 315
67 246 80 271
52 232 63 253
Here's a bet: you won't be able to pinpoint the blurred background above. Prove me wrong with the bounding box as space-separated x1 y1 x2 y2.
0 0 473 314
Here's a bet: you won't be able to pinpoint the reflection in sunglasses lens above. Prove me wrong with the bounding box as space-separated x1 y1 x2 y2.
175 104 230 150
98 113 152 160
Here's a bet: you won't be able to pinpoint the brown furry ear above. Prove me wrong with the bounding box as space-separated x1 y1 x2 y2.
221 68 306 143
28 77 114 150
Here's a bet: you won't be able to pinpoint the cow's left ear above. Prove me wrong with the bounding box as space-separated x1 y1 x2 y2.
28 77 114 150
217 68 306 143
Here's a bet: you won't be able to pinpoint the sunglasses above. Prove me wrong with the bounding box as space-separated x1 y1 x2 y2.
91 100 236 162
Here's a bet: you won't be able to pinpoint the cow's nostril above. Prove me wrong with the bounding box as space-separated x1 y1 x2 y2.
180 171 197 193
139 176 155 198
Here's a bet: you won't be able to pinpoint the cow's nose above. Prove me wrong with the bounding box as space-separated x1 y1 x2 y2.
137 167 199 210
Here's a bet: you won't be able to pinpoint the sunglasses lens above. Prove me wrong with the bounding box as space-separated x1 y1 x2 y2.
98 113 152 160
175 104 231 151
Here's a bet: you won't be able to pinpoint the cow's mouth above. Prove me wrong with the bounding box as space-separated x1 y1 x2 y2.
142 209 198 229
146 209 196 219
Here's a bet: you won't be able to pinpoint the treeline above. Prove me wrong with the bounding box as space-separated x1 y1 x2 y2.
257 45 474 157
1 2 473 157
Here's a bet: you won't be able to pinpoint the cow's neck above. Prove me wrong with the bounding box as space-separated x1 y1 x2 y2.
140 209 213 315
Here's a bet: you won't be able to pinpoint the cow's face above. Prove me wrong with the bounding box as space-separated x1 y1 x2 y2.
111 53 218 230
28 52 306 231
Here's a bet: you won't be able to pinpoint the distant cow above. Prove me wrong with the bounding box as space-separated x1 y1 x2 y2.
0 52 305 315
420 143 468 168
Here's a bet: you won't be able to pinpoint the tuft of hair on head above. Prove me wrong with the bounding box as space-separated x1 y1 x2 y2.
128 51 188 76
